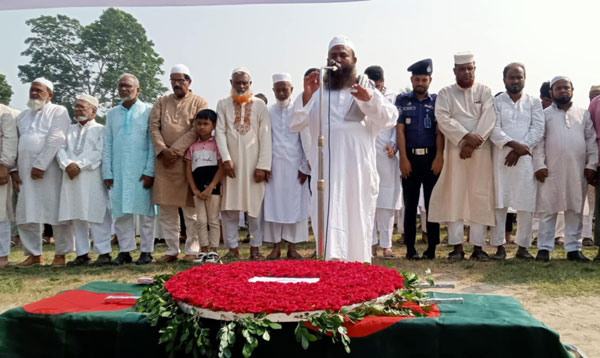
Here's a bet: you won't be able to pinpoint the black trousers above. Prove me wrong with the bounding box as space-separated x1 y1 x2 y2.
506 213 515 233
402 150 440 249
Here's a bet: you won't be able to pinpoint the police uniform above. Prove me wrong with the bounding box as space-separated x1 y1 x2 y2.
395 59 440 259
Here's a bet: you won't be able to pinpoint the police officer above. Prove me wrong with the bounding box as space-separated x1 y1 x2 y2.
395 59 444 260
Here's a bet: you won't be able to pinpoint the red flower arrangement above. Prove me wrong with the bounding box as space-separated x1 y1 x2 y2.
165 260 404 315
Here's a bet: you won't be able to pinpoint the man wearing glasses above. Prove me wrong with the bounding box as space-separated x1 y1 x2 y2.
149 64 208 263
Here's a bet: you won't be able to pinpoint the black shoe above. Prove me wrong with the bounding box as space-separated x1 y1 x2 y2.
491 248 506 260
448 250 465 260
94 253 115 266
67 254 91 266
136 252 153 265
470 250 490 261
421 249 436 260
566 250 591 262
515 249 534 260
114 252 133 265
242 234 251 244
405 246 419 260
535 249 550 262
406 251 420 260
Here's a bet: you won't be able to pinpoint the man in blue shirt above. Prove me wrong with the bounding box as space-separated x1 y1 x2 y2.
395 59 444 259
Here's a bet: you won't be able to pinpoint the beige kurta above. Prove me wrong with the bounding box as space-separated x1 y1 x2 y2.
215 97 271 218
149 91 207 207
428 83 496 226
0 105 18 222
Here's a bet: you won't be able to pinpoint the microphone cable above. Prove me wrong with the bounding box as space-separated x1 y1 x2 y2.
324 75 332 259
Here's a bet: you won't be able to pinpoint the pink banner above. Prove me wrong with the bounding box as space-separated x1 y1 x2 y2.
0 0 364 10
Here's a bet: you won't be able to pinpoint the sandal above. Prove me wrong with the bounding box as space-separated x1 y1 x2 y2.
205 252 219 264
250 252 264 261
382 251 395 259
193 252 207 264
286 251 303 260
222 252 239 261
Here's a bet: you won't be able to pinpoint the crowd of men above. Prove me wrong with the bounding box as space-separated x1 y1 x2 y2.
0 34 599 268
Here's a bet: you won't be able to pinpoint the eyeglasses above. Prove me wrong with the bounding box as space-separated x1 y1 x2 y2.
170 78 188 84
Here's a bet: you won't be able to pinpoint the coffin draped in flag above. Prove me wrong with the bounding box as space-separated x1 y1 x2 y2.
1 0 365 11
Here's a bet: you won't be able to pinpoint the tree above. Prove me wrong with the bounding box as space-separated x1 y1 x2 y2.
18 8 166 115
0 74 13 105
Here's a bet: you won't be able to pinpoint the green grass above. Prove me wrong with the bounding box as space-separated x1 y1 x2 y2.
0 230 599 310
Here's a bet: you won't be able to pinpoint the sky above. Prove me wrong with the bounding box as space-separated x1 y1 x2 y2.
0 0 599 111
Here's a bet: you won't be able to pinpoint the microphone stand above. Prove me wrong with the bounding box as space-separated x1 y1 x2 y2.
317 64 337 259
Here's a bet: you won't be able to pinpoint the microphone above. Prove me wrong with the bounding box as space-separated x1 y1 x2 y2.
326 59 340 72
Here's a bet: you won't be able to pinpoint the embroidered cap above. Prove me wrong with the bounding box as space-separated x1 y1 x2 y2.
170 64 191 78
328 35 355 52
232 67 252 79
77 94 99 108
272 73 292 84
32 77 54 92
454 51 475 65
550 75 572 88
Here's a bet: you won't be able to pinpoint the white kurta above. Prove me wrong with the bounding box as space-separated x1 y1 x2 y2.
491 93 545 212
0 105 18 222
215 97 272 218
15 102 70 225
428 83 496 226
375 90 401 210
533 103 598 214
57 120 109 223
290 81 398 263
264 100 310 224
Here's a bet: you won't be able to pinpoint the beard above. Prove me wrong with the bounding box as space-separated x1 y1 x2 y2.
506 84 523 95
231 88 253 104
413 86 428 95
326 64 356 90
27 98 45 111
554 95 572 105
75 116 89 122
120 93 136 102
276 98 291 108
456 77 474 89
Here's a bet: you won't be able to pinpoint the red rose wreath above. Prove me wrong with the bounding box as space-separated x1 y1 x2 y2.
165 260 404 315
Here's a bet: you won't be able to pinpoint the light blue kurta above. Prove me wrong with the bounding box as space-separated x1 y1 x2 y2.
102 100 155 218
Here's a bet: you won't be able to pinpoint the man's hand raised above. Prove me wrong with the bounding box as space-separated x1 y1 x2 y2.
350 83 372 102
302 71 320 105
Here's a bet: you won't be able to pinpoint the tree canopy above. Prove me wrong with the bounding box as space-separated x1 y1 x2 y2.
0 74 13 105
18 8 166 115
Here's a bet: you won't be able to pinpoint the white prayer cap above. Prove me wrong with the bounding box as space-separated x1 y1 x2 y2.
232 67 252 79
272 73 292 85
454 51 475 65
32 77 54 92
328 35 355 52
170 64 191 77
77 94 99 108
550 75 572 88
